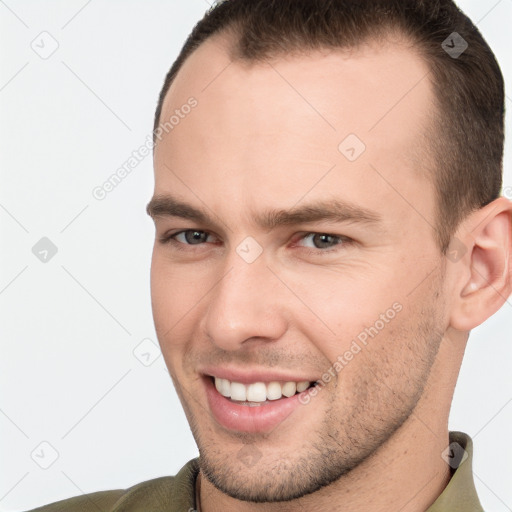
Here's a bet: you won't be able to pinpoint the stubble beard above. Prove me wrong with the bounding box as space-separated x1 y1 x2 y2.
185 318 443 502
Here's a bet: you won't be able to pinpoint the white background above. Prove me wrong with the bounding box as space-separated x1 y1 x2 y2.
0 1 511 510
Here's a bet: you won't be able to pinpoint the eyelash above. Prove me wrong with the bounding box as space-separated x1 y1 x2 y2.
158 230 351 256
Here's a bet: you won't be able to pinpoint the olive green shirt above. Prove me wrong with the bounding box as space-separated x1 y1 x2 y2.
27 431 483 511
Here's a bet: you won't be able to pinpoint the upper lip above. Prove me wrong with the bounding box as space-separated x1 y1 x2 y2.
200 366 319 384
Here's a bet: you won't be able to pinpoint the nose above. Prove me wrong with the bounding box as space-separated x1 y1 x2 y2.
202 248 288 351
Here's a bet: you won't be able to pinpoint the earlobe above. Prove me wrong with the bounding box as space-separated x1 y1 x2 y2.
449 197 512 331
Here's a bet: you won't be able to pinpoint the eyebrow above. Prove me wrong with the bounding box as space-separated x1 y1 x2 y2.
146 194 382 231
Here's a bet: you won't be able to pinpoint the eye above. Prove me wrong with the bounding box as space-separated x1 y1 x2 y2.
160 230 217 248
174 230 211 245
294 233 347 254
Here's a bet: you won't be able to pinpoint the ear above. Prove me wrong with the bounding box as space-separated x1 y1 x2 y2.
449 197 512 331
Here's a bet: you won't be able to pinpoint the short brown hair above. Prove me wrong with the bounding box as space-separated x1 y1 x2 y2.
153 0 505 252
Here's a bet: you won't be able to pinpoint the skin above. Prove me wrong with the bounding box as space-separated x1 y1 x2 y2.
148 33 512 512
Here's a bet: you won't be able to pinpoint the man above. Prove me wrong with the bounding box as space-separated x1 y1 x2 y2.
28 0 511 510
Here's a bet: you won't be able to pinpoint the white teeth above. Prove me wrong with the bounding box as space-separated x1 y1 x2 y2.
231 382 247 401
281 381 297 397
213 377 312 402
296 381 310 392
266 381 282 400
218 378 231 397
247 382 267 402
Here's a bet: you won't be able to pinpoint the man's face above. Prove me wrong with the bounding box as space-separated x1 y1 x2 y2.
149 37 450 501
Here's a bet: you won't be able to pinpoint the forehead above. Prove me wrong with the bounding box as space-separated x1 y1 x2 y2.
153 36 435 234
158 33 433 139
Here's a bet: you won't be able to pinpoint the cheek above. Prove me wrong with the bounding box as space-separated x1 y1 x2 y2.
284 266 404 359
150 253 171 330
150 252 202 353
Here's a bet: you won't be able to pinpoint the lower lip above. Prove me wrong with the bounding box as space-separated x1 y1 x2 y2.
204 377 307 433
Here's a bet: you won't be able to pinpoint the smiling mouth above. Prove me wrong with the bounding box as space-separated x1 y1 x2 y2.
210 376 317 406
